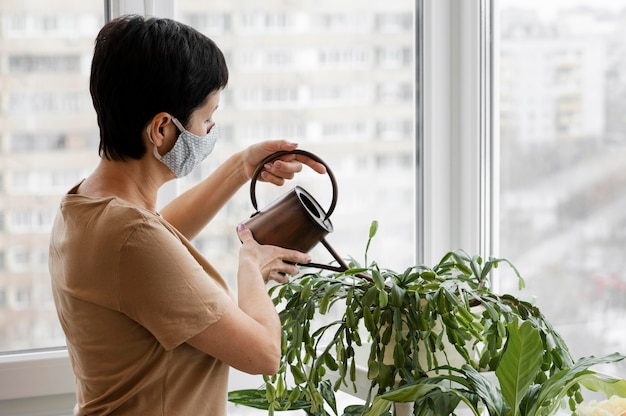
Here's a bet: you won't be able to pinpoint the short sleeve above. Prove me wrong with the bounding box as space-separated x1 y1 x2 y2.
118 219 232 350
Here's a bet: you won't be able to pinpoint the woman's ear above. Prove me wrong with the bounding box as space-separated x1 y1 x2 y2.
146 112 172 148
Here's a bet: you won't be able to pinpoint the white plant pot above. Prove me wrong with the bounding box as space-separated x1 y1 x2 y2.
320 309 486 416
313 305 485 415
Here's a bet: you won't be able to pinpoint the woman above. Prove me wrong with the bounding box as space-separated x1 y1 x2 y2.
48 15 324 415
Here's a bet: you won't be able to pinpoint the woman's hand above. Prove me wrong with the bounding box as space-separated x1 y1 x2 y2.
241 140 326 186
237 223 311 284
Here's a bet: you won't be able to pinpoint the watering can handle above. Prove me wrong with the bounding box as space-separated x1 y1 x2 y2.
249 149 338 221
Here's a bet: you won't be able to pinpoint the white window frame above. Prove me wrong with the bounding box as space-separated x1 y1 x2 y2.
0 0 492 413
419 0 494 264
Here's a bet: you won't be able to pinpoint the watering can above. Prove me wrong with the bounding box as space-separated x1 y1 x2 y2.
242 149 350 273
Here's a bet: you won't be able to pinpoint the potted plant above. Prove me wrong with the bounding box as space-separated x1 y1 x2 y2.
229 221 626 415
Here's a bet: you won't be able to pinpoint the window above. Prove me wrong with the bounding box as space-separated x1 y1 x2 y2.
377 82 413 103
499 0 626 374
240 86 299 106
0 2 103 353
240 49 299 70
312 13 370 32
175 3 415 414
375 12 413 32
10 133 67 152
1 12 101 38
376 46 412 68
175 0 415 288
8 55 82 73
310 83 371 105
2 0 416 412
318 47 370 69
9 92 91 114
181 13 230 34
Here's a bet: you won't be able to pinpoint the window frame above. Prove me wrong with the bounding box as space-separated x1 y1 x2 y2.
0 0 493 412
419 0 494 264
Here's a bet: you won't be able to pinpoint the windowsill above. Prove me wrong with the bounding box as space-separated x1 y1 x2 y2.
0 347 75 401
0 347 291 416
0 393 75 416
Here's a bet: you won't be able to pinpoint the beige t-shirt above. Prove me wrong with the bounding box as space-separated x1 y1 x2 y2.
49 185 234 415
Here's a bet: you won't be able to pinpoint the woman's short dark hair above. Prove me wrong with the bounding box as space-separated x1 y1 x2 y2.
90 15 229 160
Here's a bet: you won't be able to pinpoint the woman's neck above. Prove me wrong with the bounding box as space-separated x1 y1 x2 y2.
77 157 168 214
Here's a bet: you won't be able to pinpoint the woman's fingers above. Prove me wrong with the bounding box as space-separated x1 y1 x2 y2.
295 154 326 175
260 153 326 185
260 159 301 185
237 223 310 283
267 268 289 284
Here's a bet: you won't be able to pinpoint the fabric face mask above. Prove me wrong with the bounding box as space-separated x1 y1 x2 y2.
150 116 219 178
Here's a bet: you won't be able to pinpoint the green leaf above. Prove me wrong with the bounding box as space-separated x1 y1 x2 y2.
451 252 473 275
581 371 626 397
379 382 441 402
345 267 369 276
319 380 337 415
381 324 393 345
369 220 379 238
363 304 376 332
377 380 482 416
228 388 311 411
378 290 388 308
266 382 276 403
393 308 403 334
377 363 393 389
323 352 339 371
527 353 626 416
479 260 493 283
319 283 342 314
345 306 356 328
276 375 285 398
290 364 308 384
390 282 406 307
362 286 378 306
393 342 405 369
300 283 312 301
462 364 510 416
342 404 367 416
362 396 392 416
367 359 379 380
372 269 385 290
496 320 543 416
350 357 356 382
365 220 379 264
490 257 526 290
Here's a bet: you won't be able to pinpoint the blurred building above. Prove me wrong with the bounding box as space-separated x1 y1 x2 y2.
499 4 626 365
500 8 606 146
0 1 103 350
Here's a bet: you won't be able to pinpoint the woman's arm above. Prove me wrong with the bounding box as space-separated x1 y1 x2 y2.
186 224 311 374
160 140 325 240
159 151 247 240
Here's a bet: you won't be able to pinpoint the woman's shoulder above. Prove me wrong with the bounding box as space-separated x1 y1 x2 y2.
62 194 157 222
57 193 170 246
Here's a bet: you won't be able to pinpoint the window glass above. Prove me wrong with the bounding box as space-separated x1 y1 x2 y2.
0 2 103 351
0 0 414 358
174 1 416 289
499 0 626 373
175 2 414 414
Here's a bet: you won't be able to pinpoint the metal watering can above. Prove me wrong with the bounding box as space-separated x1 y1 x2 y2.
242 149 350 272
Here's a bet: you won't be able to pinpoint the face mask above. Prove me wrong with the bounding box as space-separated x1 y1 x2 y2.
149 116 218 178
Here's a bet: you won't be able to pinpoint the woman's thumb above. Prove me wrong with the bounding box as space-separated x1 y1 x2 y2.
237 223 253 242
